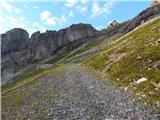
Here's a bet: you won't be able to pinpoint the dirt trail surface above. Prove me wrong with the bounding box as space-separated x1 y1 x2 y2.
2 65 159 120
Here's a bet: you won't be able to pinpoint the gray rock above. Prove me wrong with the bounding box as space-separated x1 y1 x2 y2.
1 23 98 85
99 3 160 36
1 28 29 56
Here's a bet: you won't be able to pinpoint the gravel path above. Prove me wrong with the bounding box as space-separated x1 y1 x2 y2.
2 64 159 120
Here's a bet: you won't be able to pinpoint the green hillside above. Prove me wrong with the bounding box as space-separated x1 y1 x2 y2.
84 18 160 112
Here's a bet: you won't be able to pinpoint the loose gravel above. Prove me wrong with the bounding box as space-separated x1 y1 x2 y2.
2 64 159 120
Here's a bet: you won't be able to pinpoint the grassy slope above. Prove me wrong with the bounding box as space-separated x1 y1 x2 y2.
1 64 61 94
84 18 160 112
2 65 65 120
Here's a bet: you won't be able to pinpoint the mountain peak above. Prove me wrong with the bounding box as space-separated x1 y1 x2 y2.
107 20 119 30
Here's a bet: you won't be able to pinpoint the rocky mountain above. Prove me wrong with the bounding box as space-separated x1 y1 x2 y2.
1 2 160 85
107 20 119 30
1 28 29 56
100 2 160 36
1 23 98 85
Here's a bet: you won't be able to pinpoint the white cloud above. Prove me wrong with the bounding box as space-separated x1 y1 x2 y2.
77 5 87 14
1 1 22 14
95 25 104 30
80 6 87 13
81 0 87 4
40 10 51 21
45 17 57 26
68 11 74 17
14 8 22 14
91 0 114 18
0 6 46 35
32 22 39 27
39 26 46 32
19 16 25 21
103 0 114 14
65 0 76 7
91 1 101 18
0 14 35 35
40 10 57 26
61 15 67 22
32 22 47 33
6 16 26 28
1 2 13 12
33 6 38 9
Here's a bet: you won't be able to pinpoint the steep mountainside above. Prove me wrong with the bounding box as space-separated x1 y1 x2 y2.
100 2 160 36
84 18 160 112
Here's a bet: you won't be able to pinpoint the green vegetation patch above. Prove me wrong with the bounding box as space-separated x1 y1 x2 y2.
84 18 160 112
1 64 62 94
2 65 65 119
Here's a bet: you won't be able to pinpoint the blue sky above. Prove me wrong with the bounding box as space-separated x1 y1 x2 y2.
0 0 152 35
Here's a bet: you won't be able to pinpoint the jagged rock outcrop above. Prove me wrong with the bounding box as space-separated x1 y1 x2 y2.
107 20 119 30
1 28 29 56
20 23 98 63
1 23 98 85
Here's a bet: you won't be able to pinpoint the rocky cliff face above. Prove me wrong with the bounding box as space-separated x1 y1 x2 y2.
1 23 98 85
20 23 97 63
1 28 29 56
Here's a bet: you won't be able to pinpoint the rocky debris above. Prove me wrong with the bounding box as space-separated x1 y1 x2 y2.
156 39 160 45
1 65 157 120
135 77 148 84
36 64 53 69
151 82 160 89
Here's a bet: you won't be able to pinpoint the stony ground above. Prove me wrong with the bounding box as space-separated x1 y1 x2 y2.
2 64 160 120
